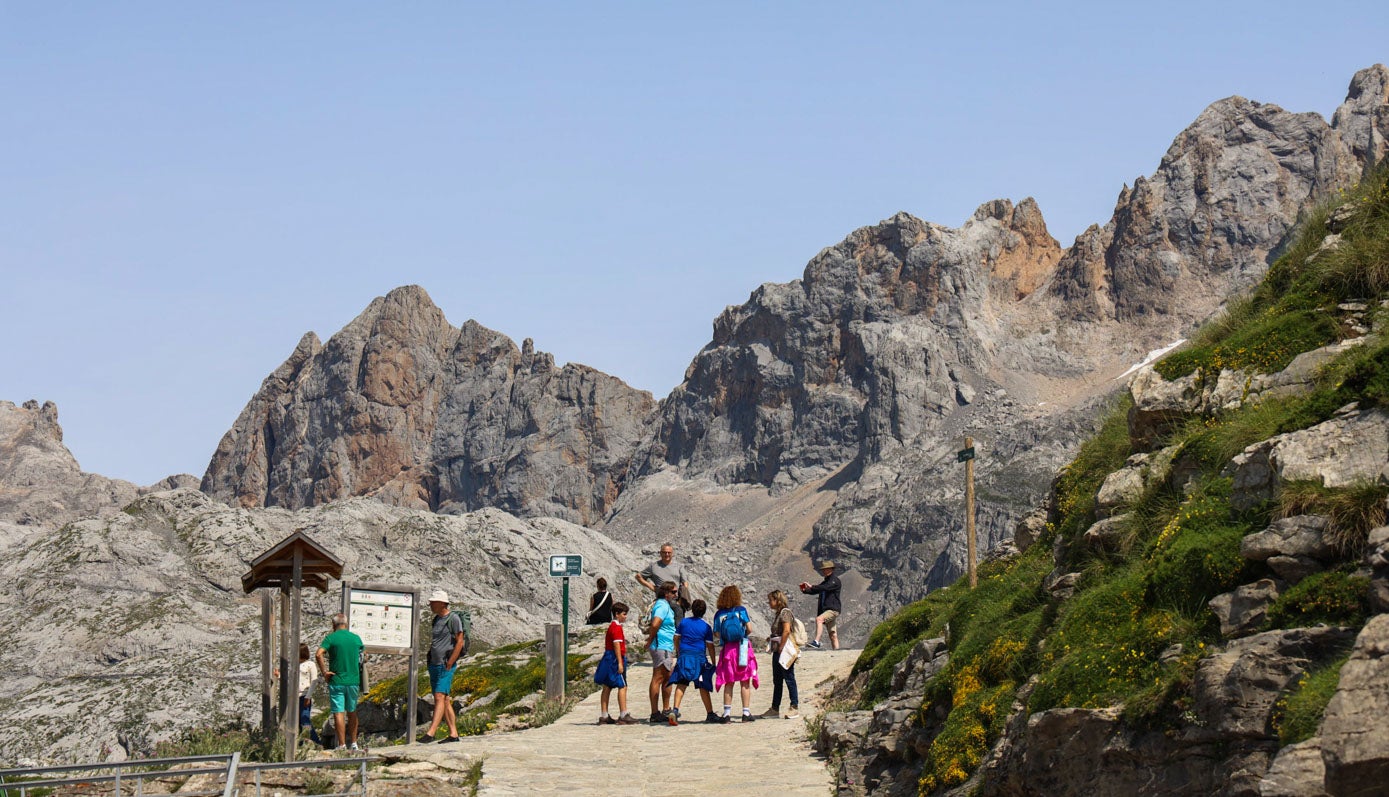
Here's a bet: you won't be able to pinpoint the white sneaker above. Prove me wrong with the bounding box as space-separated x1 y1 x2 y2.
348 742 361 751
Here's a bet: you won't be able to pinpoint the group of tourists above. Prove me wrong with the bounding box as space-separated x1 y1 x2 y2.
590 544 843 726
293 546 840 747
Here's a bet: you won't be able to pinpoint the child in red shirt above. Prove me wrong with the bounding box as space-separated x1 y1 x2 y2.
594 603 637 724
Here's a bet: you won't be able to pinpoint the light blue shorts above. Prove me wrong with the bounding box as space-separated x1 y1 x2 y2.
328 683 360 713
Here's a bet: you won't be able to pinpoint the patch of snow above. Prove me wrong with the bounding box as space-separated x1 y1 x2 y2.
1116 340 1186 381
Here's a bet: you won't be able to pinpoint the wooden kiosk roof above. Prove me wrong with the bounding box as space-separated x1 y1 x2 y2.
240 530 344 593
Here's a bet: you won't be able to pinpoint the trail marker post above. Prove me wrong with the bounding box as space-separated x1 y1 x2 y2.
548 554 583 697
958 438 977 588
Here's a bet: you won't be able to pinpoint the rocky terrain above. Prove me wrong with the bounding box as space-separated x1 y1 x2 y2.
0 403 647 762
815 158 1389 795
3 65 1388 770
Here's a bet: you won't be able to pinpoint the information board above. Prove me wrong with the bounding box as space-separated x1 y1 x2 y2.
548 554 583 577
345 585 416 653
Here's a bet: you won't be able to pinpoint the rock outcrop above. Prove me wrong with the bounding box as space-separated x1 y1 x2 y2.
0 487 646 762
0 399 194 528
202 286 655 525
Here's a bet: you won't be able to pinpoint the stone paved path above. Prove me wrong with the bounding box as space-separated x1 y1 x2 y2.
377 649 858 795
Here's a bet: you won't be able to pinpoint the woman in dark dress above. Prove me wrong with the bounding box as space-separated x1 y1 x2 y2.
587 577 615 625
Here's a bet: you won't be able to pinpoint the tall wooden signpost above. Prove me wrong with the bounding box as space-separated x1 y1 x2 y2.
959 438 977 589
242 531 344 762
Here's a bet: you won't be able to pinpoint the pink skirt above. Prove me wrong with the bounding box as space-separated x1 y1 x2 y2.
714 642 759 690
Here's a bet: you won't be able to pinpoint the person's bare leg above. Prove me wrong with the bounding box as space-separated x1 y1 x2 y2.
722 683 735 716
699 689 714 714
443 693 458 736
814 615 826 645
830 628 840 650
740 681 752 712
333 712 346 748
662 683 674 711
648 666 668 715
672 683 687 712
426 692 447 736
346 711 358 745
617 686 628 715
600 685 612 716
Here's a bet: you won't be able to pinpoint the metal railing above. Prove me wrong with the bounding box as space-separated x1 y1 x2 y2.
0 753 376 797
0 753 240 797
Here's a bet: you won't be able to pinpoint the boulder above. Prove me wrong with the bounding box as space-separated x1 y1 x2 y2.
1096 455 1151 517
1209 579 1283 638
1367 526 1389 613
890 637 948 694
1230 407 1389 513
1014 509 1047 552
1321 615 1389 797
1081 514 1132 552
1258 738 1328 797
1242 516 1338 563
1194 626 1357 740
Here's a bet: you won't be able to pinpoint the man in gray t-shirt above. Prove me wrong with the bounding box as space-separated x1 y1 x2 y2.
636 543 689 621
420 590 468 743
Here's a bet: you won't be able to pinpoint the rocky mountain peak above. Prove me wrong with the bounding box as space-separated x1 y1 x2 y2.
202 287 654 524
1332 63 1389 166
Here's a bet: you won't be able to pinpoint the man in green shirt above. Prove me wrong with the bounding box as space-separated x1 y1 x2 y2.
316 613 365 751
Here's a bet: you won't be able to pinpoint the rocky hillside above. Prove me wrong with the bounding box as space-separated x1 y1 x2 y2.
201 285 655 525
817 164 1389 795
0 484 646 763
0 399 197 530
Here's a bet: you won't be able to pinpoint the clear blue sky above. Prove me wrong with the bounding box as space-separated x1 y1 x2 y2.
2 2 1385 484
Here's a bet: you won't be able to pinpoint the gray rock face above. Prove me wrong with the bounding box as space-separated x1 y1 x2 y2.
633 201 1063 490
1321 615 1389 797
1259 739 1329 797
202 286 655 525
0 399 195 528
1242 516 1339 573
1367 526 1389 613
0 488 646 762
1329 65 1389 168
1050 68 1382 326
1229 407 1389 513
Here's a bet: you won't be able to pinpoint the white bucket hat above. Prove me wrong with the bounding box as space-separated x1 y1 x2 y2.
428 589 450 604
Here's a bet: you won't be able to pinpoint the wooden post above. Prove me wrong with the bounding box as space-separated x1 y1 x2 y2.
278 586 292 756
544 622 565 700
261 591 273 733
284 546 303 762
965 436 977 589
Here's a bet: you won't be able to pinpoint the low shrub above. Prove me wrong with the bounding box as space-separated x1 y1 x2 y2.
1266 571 1370 629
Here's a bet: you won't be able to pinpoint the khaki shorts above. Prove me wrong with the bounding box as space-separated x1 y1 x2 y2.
817 610 839 631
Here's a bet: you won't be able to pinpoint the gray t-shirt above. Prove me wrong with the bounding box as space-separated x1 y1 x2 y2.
641 560 686 592
429 611 466 667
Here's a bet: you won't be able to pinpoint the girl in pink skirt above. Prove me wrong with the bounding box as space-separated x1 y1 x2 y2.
712 585 759 722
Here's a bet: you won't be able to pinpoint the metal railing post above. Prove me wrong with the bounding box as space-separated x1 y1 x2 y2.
222 752 241 797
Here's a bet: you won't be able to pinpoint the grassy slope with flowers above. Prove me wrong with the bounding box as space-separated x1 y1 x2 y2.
850 165 1389 795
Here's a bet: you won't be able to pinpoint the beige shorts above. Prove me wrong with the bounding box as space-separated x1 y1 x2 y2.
650 648 676 671
817 610 839 630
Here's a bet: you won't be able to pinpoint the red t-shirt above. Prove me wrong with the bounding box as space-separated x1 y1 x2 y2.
605 621 626 654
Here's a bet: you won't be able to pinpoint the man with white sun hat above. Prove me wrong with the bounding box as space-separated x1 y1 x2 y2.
418 589 468 743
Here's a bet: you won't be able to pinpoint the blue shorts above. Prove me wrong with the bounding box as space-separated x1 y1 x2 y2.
428 664 456 695
328 683 359 713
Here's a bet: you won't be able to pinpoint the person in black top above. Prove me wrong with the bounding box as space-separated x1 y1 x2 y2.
798 559 842 649
587 577 615 625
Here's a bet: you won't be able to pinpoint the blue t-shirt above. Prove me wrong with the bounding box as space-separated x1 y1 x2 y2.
675 617 712 654
652 599 677 651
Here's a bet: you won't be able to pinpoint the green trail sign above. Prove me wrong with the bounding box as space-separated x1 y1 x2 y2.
957 447 976 462
548 554 583 577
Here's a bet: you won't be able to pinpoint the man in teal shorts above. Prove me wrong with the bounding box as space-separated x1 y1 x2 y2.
316 613 365 751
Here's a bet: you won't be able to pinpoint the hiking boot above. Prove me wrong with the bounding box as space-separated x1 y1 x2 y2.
598 716 617 725
761 707 780 717
649 713 666 724
706 713 729 724
615 715 640 725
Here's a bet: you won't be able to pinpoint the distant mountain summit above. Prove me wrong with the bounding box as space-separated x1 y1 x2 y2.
201 285 654 525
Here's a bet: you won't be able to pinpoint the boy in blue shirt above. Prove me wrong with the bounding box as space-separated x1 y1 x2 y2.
667 599 722 724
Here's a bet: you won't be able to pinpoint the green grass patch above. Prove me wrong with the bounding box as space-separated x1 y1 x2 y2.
1144 481 1255 616
1053 395 1134 542
1273 654 1351 745
1267 570 1371 629
1155 308 1339 380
